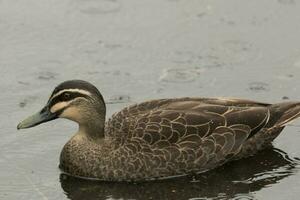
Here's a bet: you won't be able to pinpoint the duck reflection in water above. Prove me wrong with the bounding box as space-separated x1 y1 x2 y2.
60 147 299 200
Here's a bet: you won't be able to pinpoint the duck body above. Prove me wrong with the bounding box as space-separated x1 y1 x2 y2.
58 96 300 181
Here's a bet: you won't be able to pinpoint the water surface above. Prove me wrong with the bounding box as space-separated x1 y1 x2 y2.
1 0 300 199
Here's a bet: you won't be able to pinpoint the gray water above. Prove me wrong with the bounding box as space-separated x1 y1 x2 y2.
1 0 300 199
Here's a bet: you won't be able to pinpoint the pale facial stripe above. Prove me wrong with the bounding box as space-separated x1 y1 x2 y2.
50 89 92 101
50 96 88 113
50 101 71 113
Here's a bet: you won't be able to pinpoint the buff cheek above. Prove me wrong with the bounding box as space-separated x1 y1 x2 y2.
60 107 82 122
50 102 69 113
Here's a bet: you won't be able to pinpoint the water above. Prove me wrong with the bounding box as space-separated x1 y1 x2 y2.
1 0 300 199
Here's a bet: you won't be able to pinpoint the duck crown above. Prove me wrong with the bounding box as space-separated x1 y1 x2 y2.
50 80 105 104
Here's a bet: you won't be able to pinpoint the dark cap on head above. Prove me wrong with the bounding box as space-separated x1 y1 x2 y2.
51 80 102 98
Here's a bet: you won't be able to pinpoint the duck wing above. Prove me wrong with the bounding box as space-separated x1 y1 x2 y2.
107 98 300 145
107 98 272 155
134 101 270 155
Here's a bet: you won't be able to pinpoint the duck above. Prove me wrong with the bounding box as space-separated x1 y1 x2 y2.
17 80 300 182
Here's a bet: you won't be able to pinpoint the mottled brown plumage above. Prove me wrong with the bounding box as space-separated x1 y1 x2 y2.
17 80 300 182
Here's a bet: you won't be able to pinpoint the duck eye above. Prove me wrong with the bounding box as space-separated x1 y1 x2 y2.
63 93 71 100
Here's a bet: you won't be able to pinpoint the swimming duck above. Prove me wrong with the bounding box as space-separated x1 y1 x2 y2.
17 80 300 182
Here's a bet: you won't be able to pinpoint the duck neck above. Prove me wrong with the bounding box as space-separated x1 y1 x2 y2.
78 106 106 141
78 120 105 140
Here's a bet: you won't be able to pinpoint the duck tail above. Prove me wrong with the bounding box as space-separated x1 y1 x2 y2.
269 102 300 127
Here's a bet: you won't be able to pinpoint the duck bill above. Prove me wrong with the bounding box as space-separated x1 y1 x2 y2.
17 106 58 129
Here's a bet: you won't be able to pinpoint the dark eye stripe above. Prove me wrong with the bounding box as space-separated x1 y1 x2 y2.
48 92 90 109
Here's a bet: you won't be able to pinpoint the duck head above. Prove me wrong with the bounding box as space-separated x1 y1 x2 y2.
17 80 106 138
